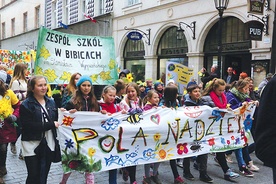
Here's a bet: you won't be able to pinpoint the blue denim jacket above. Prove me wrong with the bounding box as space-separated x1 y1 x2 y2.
20 95 58 141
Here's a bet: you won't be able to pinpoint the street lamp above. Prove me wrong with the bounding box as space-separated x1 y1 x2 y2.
214 0 229 77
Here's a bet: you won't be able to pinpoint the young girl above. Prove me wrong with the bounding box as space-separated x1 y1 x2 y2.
226 79 259 176
182 85 213 183
0 79 20 184
119 82 143 184
142 90 162 184
61 72 81 107
163 85 185 184
20 76 59 184
9 63 28 159
99 85 121 184
60 75 99 184
114 79 126 104
201 78 239 181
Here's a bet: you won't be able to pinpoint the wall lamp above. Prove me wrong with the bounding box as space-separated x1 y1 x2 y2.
124 26 151 45
247 14 269 35
176 21 196 40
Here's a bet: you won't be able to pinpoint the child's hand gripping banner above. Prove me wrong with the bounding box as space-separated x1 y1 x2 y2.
58 103 256 173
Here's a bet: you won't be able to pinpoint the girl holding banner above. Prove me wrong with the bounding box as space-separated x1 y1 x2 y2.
60 75 99 184
201 78 240 181
119 82 143 184
163 85 186 184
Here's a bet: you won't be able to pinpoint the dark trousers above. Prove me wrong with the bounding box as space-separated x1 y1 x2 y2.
170 159 180 179
0 144 8 167
126 166 136 183
216 152 229 173
183 154 208 173
109 169 117 184
24 153 52 184
273 168 276 184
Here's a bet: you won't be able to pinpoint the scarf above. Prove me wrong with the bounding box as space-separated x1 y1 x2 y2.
209 91 227 108
229 87 250 102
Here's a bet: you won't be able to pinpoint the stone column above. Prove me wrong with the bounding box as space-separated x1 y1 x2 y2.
187 52 205 84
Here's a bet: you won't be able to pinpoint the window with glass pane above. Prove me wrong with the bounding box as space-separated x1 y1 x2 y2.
35 6 40 28
23 12 27 32
2 22 5 39
127 0 139 6
11 18 15 36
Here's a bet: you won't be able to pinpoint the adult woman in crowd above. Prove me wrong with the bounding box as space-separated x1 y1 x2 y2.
9 63 28 159
201 78 239 181
0 79 20 184
20 76 59 184
61 72 81 107
60 75 99 184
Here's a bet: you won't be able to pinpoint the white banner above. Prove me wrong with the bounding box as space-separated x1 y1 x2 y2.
58 104 256 173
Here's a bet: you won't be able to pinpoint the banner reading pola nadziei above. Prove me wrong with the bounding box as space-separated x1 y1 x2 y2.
34 27 118 84
58 103 256 173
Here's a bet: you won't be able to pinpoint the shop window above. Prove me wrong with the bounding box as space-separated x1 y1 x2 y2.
124 39 145 82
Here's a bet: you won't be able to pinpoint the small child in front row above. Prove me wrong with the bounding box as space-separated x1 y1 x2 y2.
163 85 185 184
142 90 162 184
99 85 123 184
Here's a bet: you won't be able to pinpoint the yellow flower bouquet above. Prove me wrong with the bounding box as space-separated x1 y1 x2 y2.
0 101 12 122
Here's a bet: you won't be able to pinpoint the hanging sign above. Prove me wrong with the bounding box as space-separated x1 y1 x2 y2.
247 0 265 14
127 31 143 41
248 20 263 41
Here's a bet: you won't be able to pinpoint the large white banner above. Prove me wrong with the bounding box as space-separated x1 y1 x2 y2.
58 104 256 173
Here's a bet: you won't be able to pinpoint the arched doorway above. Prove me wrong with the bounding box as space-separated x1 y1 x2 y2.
123 39 145 81
157 26 188 83
204 16 251 78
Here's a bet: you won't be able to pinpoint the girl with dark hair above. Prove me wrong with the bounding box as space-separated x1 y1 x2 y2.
20 76 59 184
163 85 185 184
201 78 239 181
0 78 20 184
60 75 99 184
114 79 126 104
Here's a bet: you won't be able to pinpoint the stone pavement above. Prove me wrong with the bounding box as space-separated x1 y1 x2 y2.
3 143 273 184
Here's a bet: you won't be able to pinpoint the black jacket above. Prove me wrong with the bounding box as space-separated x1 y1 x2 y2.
255 76 276 168
20 96 58 141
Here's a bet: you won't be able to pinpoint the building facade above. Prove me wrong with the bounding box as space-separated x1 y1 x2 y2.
113 0 274 87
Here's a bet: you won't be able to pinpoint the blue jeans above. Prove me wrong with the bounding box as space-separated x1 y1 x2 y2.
234 148 246 170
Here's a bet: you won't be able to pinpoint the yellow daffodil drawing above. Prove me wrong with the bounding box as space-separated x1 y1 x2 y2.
91 74 98 83
40 45 51 59
24 54 31 62
155 144 174 161
88 147 96 164
108 59 116 70
35 66 44 76
99 71 112 81
59 71 72 82
44 69 58 83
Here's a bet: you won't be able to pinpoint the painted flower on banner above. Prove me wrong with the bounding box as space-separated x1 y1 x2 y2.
65 139 74 149
44 69 58 83
59 71 72 82
153 133 161 142
208 137 215 146
62 115 75 127
143 148 155 160
177 143 188 155
88 147 96 157
99 71 112 81
108 59 116 70
155 144 174 161
91 74 98 83
35 66 44 76
101 117 120 131
40 45 51 59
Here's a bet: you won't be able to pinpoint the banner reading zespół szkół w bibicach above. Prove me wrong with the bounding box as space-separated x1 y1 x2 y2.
58 103 256 173
34 27 118 84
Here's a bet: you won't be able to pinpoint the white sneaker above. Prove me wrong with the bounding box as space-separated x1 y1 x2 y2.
247 161 259 172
